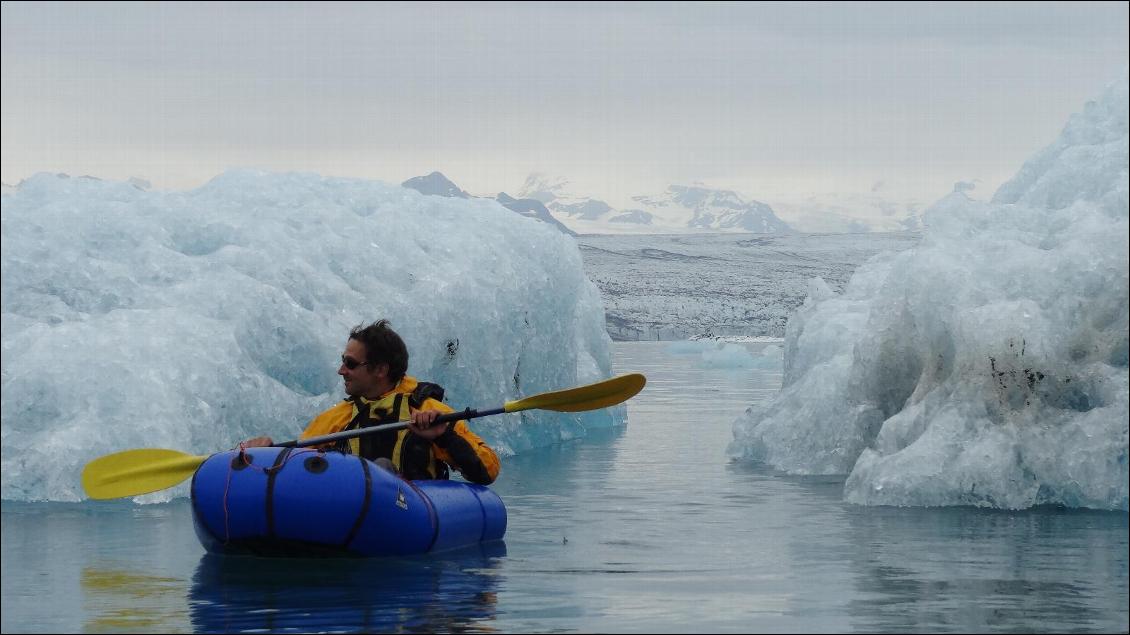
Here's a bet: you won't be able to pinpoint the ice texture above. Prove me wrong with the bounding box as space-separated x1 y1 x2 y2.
1 170 619 502
579 232 920 340
730 74 1129 511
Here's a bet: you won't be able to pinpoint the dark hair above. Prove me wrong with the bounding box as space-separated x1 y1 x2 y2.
349 319 408 381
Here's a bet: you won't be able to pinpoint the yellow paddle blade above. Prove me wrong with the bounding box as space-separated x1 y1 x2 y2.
81 448 208 500
503 373 646 414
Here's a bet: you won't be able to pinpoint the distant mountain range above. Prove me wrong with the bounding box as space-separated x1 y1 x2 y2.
5 171 922 235
4 170 917 235
517 174 793 234
494 191 576 236
403 171 806 236
402 171 926 235
401 172 577 236
400 171 470 199
768 191 924 233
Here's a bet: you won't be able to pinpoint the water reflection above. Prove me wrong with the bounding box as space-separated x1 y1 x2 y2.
81 567 190 633
187 542 506 633
725 460 1129 633
7 343 1128 633
840 505 1129 633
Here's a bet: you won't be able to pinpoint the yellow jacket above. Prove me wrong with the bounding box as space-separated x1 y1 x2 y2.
300 376 500 485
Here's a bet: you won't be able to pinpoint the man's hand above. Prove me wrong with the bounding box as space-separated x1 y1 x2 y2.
242 436 274 448
408 409 449 441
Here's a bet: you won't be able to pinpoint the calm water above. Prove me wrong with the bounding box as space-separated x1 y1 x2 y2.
2 341 1127 633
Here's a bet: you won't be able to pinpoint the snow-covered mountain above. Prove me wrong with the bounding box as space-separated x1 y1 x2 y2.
404 170 928 236
608 209 654 224
402 172 576 236
768 190 924 233
517 173 570 205
401 171 470 198
518 174 618 222
495 192 577 236
518 174 794 235
632 185 792 233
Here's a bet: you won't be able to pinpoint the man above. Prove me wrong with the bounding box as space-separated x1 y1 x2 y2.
243 320 499 485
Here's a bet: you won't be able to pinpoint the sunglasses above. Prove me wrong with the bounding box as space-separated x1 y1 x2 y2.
340 355 370 370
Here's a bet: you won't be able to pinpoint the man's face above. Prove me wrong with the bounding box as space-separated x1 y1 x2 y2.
339 339 386 398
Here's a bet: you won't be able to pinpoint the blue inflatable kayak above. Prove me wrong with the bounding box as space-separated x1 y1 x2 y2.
190 447 506 557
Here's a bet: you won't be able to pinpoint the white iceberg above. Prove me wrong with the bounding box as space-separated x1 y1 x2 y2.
1 170 618 502
730 74 1129 511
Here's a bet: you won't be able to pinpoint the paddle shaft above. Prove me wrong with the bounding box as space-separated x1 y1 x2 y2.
276 407 505 448
81 373 644 499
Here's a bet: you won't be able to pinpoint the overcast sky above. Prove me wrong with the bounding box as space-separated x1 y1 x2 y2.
2 1 1127 207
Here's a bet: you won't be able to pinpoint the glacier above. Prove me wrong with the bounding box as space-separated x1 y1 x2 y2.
580 232 919 340
1 170 619 502
730 74 1130 511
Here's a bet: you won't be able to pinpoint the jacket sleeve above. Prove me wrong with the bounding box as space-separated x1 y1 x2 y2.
424 398 501 485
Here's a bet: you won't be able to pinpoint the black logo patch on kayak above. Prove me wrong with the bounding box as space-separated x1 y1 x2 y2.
395 489 408 510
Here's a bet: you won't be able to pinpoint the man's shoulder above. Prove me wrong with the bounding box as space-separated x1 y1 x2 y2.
405 379 447 409
316 399 355 417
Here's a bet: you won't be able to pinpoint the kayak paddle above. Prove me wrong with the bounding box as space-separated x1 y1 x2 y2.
82 372 646 500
